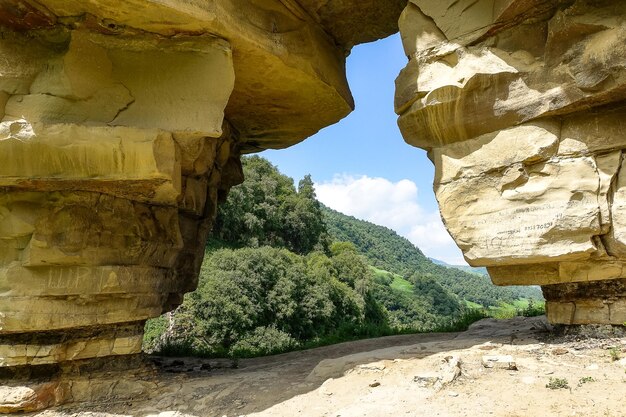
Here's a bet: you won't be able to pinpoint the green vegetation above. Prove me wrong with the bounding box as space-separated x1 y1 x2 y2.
465 300 483 309
546 377 570 390
213 156 328 255
578 376 596 386
429 258 488 276
323 207 543 308
485 299 546 319
144 156 545 358
609 347 621 362
390 276 413 293
143 245 384 358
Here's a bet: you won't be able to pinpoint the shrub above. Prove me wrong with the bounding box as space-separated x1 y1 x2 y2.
519 299 546 317
546 377 569 390
143 315 168 353
578 376 595 387
229 326 298 357
609 347 621 362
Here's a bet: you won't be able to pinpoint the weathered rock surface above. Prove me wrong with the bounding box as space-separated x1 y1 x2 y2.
0 0 402 412
3 0 626 412
0 0 401 151
396 0 626 326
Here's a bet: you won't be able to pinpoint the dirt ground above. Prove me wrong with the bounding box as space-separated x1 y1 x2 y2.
37 317 626 417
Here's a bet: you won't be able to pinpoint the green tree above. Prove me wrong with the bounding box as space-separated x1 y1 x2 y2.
148 246 381 357
213 157 328 254
144 156 540 358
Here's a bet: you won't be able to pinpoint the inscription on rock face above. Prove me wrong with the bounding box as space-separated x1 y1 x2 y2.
46 268 131 292
436 157 603 265
464 199 599 263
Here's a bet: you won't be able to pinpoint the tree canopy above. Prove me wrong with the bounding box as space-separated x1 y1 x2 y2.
213 156 328 254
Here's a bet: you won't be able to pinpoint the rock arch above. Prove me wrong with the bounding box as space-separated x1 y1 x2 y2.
0 0 624 412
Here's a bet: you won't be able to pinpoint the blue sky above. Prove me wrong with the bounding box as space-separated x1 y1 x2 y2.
262 34 466 265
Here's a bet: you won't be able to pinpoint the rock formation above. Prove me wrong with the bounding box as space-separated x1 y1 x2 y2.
395 0 626 326
2 0 626 412
0 0 403 412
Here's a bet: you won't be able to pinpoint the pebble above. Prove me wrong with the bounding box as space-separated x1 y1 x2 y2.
482 355 517 370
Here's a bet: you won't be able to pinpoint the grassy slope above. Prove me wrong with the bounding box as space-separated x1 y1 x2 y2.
370 266 413 293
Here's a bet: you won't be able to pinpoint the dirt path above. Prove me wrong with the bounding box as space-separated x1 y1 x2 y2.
40 317 626 417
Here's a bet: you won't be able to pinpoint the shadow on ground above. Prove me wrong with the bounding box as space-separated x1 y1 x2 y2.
45 316 558 417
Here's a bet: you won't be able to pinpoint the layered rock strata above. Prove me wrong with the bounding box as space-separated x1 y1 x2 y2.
396 0 626 325
0 0 402 412
0 27 243 411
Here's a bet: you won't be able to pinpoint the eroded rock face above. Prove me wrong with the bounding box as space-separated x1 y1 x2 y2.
0 26 240 367
4 0 626 412
0 0 402 412
0 28 243 412
396 0 626 326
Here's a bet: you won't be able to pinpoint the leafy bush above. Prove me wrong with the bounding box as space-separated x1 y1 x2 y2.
518 299 546 317
438 308 490 332
229 326 298 357
546 377 569 390
578 376 595 386
143 315 168 353
609 347 621 362
146 246 379 358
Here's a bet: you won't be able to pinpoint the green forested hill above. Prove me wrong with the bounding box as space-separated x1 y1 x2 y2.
322 206 426 277
145 157 397 357
144 157 543 359
429 258 488 276
322 206 543 307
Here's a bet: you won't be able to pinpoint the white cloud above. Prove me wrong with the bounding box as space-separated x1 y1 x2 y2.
315 174 466 265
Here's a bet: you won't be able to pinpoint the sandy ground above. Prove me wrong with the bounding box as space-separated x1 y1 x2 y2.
37 317 626 417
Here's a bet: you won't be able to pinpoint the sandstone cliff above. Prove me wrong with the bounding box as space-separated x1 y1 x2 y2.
0 0 402 412
2 0 626 413
395 0 626 326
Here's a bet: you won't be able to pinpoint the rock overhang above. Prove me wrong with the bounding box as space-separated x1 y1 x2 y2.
0 0 405 152
2 0 626 412
0 1 407 412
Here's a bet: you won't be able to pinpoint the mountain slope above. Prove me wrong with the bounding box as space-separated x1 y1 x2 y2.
322 206 543 307
322 206 427 278
429 258 488 276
